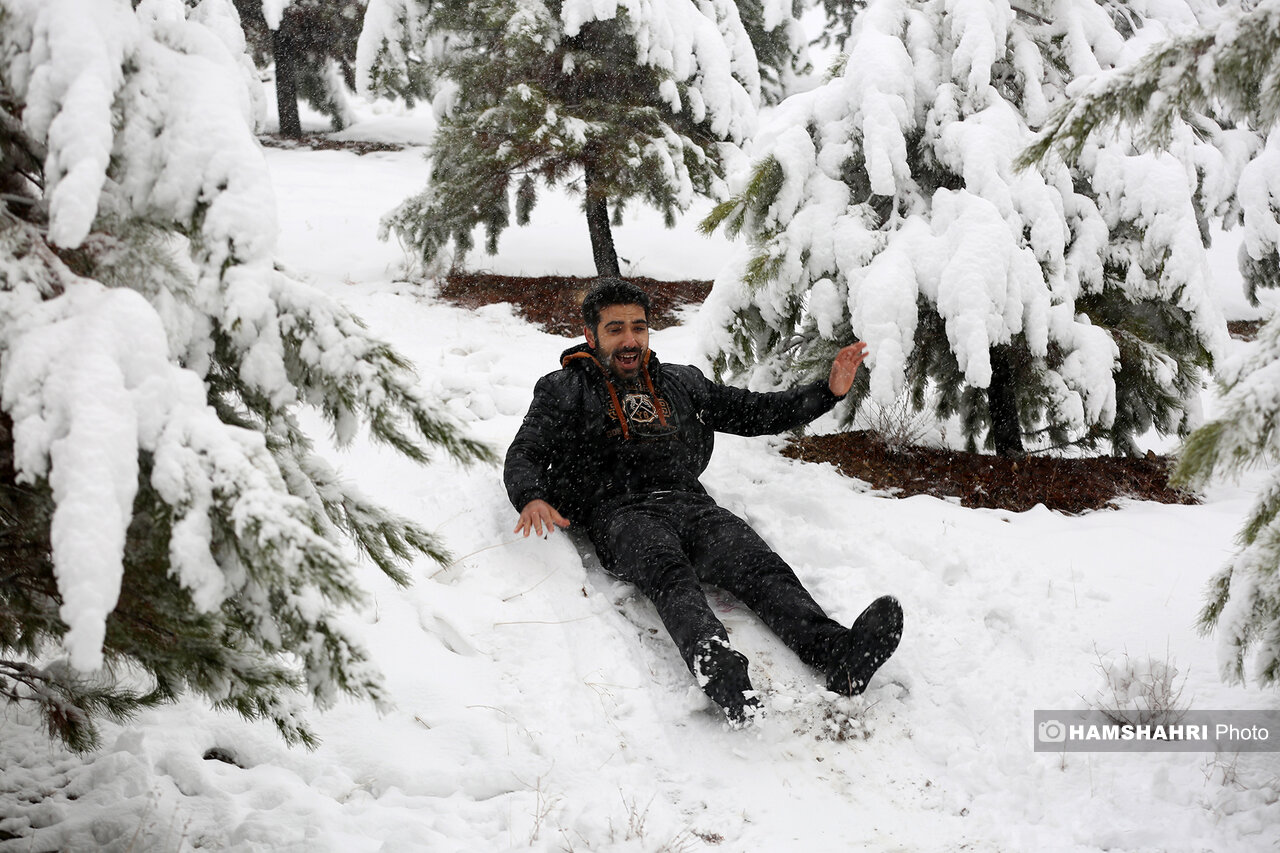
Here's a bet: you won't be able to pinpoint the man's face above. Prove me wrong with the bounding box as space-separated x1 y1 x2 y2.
585 303 649 380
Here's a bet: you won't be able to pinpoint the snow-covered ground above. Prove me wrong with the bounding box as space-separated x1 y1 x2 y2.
3 114 1280 852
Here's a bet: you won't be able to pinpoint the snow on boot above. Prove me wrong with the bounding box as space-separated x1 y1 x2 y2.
693 637 760 725
825 595 903 696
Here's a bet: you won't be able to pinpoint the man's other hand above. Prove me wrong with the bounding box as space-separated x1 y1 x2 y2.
515 499 571 537
829 342 869 397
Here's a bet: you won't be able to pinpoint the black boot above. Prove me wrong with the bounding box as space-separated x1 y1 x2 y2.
826 595 903 696
693 637 760 725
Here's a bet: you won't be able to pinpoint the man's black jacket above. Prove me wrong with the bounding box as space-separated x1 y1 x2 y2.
504 342 843 529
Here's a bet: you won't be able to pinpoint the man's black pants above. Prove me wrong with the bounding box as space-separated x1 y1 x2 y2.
591 492 844 676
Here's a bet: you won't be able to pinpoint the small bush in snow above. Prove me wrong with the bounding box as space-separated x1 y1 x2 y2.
1086 650 1192 728
854 391 938 451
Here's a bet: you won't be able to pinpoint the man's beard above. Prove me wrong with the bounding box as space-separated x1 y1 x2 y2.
604 346 644 379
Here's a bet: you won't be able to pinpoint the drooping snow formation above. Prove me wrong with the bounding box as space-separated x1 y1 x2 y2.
359 0 762 271
0 0 488 749
701 0 1229 455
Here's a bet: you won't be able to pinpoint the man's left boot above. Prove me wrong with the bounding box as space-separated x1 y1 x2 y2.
825 595 904 696
693 637 760 725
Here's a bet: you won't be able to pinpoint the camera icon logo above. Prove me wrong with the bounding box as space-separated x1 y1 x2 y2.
1038 719 1067 743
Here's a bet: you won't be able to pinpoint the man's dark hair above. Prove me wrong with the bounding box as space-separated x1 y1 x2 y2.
581 277 651 330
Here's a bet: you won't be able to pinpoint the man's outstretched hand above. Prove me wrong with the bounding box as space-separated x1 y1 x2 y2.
829 342 869 397
515 499 570 537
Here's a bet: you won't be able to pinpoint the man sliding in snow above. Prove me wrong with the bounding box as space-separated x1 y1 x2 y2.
504 278 903 724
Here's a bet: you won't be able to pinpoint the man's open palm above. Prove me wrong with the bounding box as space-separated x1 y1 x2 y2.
515 499 570 537
829 342 869 397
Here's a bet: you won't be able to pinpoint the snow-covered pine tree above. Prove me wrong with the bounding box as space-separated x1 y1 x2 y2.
1022 1 1280 305
0 0 491 752
1025 1 1280 685
812 0 867 51
358 0 761 276
234 0 367 137
737 0 811 104
700 0 1228 456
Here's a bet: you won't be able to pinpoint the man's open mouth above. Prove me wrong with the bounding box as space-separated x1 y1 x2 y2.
615 350 641 370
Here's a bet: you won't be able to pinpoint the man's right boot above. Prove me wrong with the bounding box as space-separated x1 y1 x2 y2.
693 637 760 726
825 595 904 696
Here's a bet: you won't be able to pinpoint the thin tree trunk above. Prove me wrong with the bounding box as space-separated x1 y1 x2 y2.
273 19 302 139
584 161 620 277
988 344 1025 457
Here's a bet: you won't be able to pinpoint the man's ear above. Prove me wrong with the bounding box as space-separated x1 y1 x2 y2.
584 325 596 348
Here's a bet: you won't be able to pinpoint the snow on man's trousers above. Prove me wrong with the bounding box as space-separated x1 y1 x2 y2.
592 491 844 676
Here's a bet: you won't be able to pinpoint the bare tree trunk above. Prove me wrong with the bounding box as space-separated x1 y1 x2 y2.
584 161 619 277
272 18 302 139
988 344 1025 457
